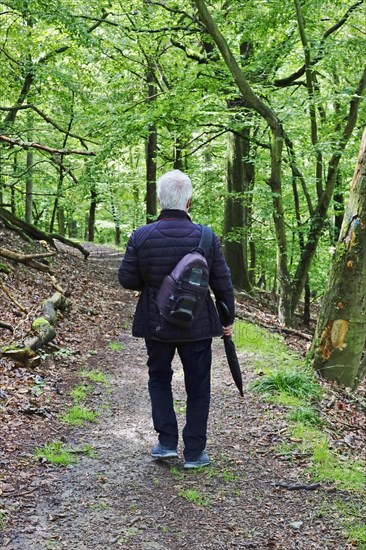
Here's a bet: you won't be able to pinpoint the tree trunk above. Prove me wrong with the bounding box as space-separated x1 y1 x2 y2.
310 128 366 388
25 111 33 224
146 68 157 223
87 182 97 242
223 129 251 291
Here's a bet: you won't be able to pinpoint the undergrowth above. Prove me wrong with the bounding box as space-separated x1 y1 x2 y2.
235 319 366 545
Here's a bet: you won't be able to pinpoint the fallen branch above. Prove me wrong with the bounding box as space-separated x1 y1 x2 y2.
0 207 56 247
0 321 14 332
0 246 55 274
1 291 71 365
0 280 28 312
274 482 321 491
236 311 313 341
50 233 90 259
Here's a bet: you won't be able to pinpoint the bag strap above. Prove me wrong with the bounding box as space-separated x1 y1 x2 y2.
197 225 213 257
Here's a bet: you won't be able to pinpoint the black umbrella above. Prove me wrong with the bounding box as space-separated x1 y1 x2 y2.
216 301 244 397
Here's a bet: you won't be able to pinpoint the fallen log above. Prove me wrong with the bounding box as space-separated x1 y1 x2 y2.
1 291 70 365
0 246 56 274
0 207 56 247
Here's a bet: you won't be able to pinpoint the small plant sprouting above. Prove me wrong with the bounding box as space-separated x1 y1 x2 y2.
169 466 184 479
79 370 108 384
0 507 8 530
174 399 186 415
55 347 73 359
179 489 210 507
34 441 97 466
60 405 97 425
69 384 91 402
34 441 78 466
107 340 124 351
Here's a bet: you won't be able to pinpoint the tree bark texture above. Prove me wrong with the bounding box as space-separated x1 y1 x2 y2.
311 128 366 388
145 67 157 223
223 130 251 291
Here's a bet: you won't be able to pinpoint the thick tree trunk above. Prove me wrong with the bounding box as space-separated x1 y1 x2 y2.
310 128 366 388
223 130 251 291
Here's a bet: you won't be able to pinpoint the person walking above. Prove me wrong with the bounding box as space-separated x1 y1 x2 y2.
118 169 235 469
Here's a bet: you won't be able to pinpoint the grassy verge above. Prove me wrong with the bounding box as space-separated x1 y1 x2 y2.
234 319 366 546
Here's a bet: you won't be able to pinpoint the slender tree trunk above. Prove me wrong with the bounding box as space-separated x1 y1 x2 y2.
223 128 251 291
24 108 33 223
173 137 184 170
88 182 97 242
333 172 344 242
146 68 157 223
310 128 366 388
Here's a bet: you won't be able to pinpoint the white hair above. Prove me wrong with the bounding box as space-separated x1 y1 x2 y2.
157 169 192 211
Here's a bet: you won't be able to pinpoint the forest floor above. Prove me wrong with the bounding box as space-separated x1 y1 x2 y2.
0 226 365 550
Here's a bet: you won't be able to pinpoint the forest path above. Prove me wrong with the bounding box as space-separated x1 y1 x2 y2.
2 248 345 550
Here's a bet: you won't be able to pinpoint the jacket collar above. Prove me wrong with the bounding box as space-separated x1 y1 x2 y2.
157 209 191 221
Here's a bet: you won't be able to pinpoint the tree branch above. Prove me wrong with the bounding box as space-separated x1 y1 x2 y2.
275 0 364 87
0 105 98 146
0 135 95 156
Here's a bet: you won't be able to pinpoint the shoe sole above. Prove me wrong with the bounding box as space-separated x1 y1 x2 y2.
151 452 178 459
183 461 210 469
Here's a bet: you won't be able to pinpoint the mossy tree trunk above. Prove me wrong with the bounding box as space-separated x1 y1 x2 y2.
310 128 366 388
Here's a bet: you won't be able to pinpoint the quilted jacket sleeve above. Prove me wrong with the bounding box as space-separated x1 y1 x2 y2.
118 232 144 291
209 234 235 325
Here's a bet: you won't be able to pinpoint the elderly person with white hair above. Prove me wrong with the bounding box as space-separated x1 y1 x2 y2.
118 169 234 469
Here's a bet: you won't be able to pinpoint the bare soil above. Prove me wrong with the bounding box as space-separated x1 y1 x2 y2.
0 229 365 549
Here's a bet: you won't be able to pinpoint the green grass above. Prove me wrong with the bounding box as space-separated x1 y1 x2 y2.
288 406 323 426
174 399 186 415
34 441 96 465
34 441 78 466
234 320 289 356
60 405 97 425
334 501 366 546
282 424 366 491
107 340 124 351
169 466 184 479
179 489 210 507
234 318 365 547
250 367 322 401
69 384 92 402
79 369 108 384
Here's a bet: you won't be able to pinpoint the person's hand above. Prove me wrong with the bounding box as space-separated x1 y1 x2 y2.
222 324 233 337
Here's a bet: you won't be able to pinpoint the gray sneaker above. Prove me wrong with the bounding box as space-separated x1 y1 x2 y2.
183 451 210 469
151 442 178 459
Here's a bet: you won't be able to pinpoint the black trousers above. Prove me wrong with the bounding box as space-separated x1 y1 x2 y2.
145 338 212 461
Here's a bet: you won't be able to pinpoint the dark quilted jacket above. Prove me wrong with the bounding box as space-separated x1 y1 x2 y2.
118 209 235 342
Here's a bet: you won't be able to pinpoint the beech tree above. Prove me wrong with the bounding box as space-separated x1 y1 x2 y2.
310 128 366 389
193 0 366 324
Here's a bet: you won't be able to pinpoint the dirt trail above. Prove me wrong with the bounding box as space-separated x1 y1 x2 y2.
1 251 348 549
